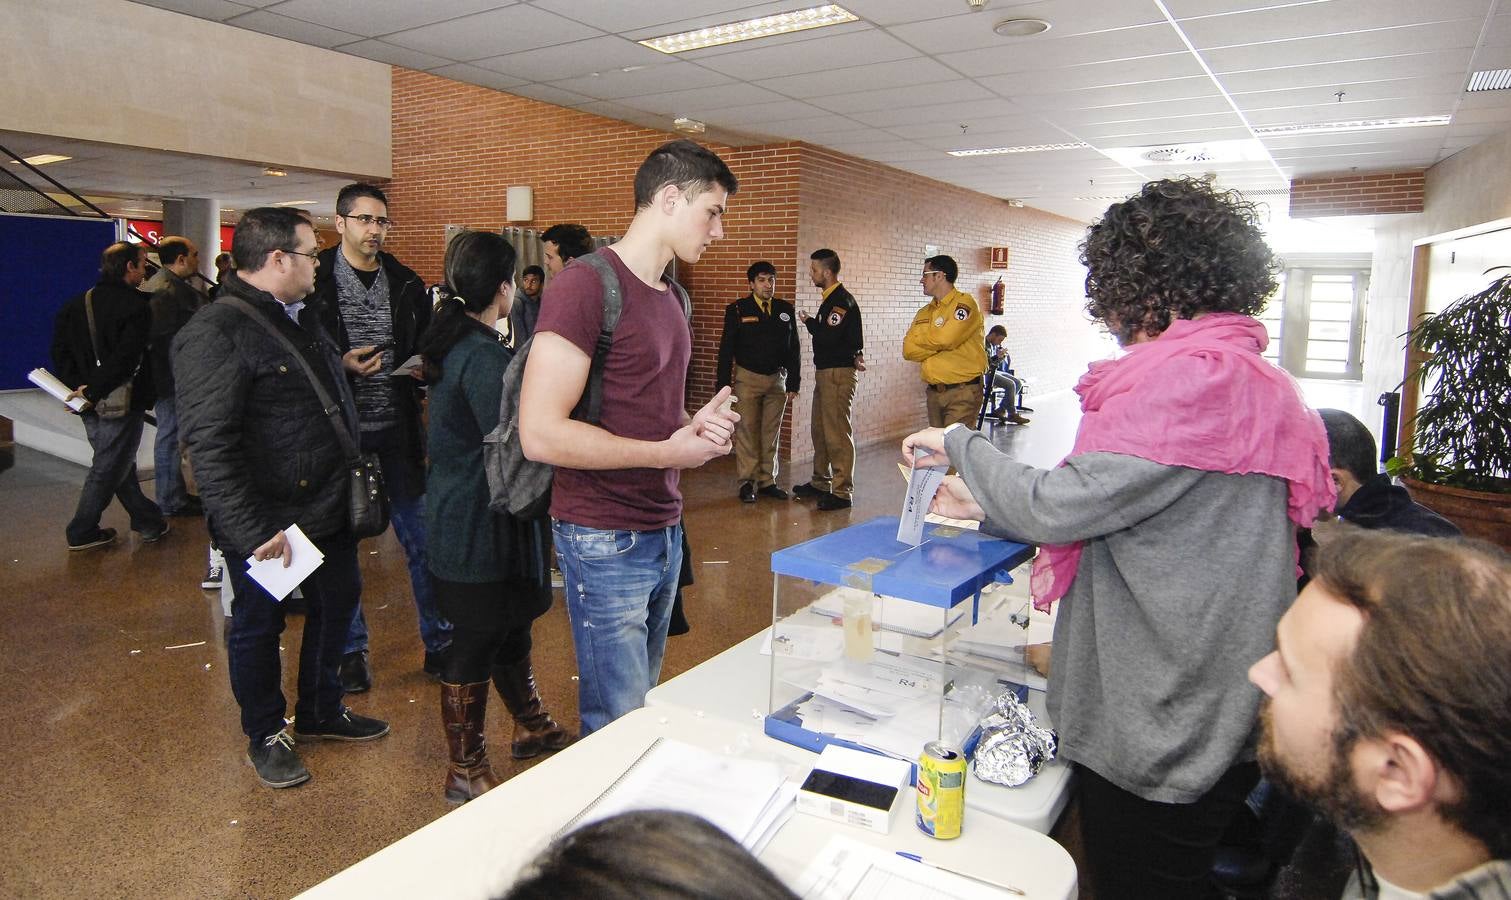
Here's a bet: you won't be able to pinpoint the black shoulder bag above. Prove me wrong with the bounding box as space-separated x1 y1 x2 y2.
224 298 390 539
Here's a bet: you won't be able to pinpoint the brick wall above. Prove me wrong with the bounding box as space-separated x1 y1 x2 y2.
385 68 1104 467
1288 170 1425 217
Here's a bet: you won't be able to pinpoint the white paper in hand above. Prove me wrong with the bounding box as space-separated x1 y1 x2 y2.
245 524 324 601
897 450 947 546
387 354 423 378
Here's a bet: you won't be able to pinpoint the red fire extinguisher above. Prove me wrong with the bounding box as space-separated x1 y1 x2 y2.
990 276 1005 315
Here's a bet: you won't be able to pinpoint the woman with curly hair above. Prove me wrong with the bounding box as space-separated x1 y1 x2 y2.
904 177 1335 897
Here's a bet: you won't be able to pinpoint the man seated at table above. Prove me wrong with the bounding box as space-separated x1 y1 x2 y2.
1248 530 1510 898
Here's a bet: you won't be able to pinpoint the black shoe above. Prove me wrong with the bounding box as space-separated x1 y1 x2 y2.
757 484 790 500
293 706 390 742
339 649 372 694
246 731 310 788
816 493 852 511
67 527 117 552
141 522 171 543
739 481 756 503
165 497 204 517
792 482 826 499
424 648 447 681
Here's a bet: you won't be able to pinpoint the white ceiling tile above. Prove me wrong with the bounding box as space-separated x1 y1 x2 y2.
1468 44 1511 70
943 24 1191 73
528 0 764 34
503 83 599 108
756 57 955 99
1004 77 1221 110
777 114 882 139
1202 20 1486 72
700 99 839 124
550 62 734 101
694 28 917 78
337 38 454 70
1448 104 1511 124
1244 97 1458 125
1268 138 1444 159
1217 53 1472 91
1084 123 1255 144
849 98 1034 127
383 4 601 60
812 80 996 114
1455 91 1511 110
427 63 528 92
128 0 252 20
1048 96 1239 127
888 0 1168 54
884 115 1062 140
973 54 1208 92
224 9 363 46
1179 0 1493 49
1164 0 1337 17
839 0 971 27
265 0 509 37
470 36 668 82
631 83 790 117
839 146 943 162
1261 130 1452 151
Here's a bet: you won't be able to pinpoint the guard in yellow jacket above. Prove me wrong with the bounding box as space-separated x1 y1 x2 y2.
903 255 987 428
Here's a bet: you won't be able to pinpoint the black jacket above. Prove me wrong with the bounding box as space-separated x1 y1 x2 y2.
172 272 359 557
805 284 864 370
311 247 429 481
1339 475 1461 537
148 270 207 396
716 294 800 392
51 278 157 411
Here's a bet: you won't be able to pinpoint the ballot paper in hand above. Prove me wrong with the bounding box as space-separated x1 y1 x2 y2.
27 368 87 412
387 354 423 378
245 524 324 601
897 450 948 546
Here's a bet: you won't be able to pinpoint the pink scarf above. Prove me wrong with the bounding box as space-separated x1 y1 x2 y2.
1028 313 1335 611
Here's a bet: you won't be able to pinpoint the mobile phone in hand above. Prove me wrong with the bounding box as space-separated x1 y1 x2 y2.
359 341 394 361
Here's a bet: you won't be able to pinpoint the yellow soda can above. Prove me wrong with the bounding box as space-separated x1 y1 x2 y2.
916 741 966 839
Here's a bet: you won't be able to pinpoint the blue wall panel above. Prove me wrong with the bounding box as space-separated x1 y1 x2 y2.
0 213 118 390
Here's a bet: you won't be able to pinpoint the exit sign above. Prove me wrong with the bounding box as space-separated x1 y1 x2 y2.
989 246 1011 269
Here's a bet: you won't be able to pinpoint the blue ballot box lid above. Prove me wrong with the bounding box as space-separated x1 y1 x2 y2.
770 516 1034 608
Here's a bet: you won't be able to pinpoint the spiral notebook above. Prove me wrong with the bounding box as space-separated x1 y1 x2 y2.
561 737 796 851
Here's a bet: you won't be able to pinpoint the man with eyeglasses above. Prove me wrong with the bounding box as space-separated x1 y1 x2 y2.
904 255 987 431
174 207 390 788
312 183 445 693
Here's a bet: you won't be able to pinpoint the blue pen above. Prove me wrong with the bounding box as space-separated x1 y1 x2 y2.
896 851 1026 895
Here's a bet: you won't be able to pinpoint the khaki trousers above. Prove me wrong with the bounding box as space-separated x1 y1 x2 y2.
926 382 984 429
732 365 787 486
810 366 857 500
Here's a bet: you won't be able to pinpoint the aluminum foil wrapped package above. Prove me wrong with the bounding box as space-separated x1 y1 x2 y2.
971 691 1057 787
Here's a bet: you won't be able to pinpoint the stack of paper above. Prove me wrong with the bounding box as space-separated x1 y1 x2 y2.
947 612 1055 692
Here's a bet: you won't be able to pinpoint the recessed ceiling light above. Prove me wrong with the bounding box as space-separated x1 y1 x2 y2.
640 4 858 54
948 142 1088 156
673 117 707 134
7 154 72 166
993 18 1051 37
262 167 288 177
1252 116 1450 136
272 200 317 207
1467 69 1511 92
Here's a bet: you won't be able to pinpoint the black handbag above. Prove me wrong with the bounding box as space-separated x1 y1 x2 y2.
224 298 391 539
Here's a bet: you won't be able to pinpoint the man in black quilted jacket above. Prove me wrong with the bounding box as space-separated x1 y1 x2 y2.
174 207 389 790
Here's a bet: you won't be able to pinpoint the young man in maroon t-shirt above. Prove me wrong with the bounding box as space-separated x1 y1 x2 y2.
520 140 740 735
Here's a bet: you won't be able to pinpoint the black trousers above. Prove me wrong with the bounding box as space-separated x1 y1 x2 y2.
434 576 535 684
1077 761 1260 899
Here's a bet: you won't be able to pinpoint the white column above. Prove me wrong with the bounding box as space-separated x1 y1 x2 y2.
161 197 220 281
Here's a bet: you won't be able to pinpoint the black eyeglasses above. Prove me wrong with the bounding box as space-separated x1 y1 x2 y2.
342 213 394 229
281 248 319 262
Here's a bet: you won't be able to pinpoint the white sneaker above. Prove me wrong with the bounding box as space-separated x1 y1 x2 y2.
202 546 225 590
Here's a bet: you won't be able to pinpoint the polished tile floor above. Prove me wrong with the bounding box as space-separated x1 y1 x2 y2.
0 410 1072 899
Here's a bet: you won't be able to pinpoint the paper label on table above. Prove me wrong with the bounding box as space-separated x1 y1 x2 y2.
245 524 324 601
795 834 1011 899
897 452 948 546
27 368 87 411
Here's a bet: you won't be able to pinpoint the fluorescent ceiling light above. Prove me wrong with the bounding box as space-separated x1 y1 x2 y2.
1100 138 1270 168
1467 69 1511 92
8 154 72 166
948 142 1089 156
640 4 858 54
1252 116 1450 136
272 200 317 207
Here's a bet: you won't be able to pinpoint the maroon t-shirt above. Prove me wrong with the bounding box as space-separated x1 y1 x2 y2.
533 248 691 531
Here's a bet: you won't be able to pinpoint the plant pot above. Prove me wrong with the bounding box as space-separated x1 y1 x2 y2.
1401 476 1511 551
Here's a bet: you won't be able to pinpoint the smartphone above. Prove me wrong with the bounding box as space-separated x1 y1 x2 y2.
358 341 394 361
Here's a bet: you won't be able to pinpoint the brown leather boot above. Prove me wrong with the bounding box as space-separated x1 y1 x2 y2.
492 656 574 759
441 681 501 804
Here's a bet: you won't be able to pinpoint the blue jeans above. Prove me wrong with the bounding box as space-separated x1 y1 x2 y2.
345 425 451 655
152 397 191 513
66 411 165 545
554 520 682 736
226 530 362 741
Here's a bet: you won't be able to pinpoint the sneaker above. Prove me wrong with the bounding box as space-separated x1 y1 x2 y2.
339 649 372 694
757 484 790 500
816 493 853 511
293 707 390 742
67 528 117 552
246 730 310 788
201 548 224 590
792 482 826 499
1006 414 1032 425
423 648 447 681
739 481 756 503
141 522 171 543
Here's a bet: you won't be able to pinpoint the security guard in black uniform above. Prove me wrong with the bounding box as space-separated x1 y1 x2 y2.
716 261 800 502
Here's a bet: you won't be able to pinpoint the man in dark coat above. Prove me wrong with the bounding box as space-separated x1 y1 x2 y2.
147 236 206 517
174 207 389 790
51 241 167 550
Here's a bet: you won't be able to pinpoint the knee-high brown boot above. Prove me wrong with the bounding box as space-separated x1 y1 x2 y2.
492 656 574 759
441 681 501 804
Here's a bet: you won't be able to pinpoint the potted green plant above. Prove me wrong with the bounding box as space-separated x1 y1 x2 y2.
1387 267 1510 548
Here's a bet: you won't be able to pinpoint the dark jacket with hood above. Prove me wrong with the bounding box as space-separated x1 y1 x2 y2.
172 271 358 557
1338 474 1461 537
51 277 157 412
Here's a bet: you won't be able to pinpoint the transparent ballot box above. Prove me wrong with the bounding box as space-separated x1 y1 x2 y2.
765 516 1035 762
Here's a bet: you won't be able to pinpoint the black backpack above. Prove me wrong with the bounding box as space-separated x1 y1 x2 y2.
483 251 691 518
